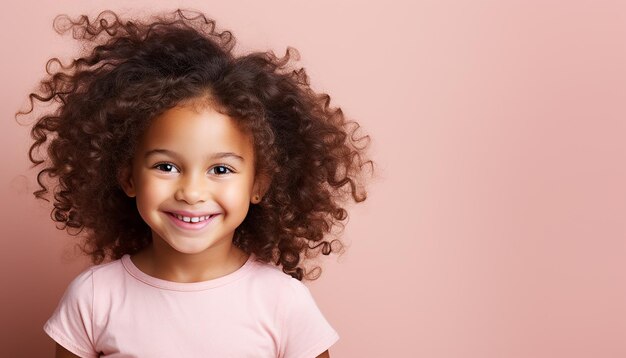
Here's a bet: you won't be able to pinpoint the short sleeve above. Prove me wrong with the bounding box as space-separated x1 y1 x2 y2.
44 269 98 358
278 280 339 358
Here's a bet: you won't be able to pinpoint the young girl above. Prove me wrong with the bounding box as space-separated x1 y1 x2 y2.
22 8 371 358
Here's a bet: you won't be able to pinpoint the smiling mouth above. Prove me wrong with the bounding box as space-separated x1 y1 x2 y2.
168 213 217 223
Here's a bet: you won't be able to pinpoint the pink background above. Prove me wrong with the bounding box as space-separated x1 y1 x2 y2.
2 0 626 357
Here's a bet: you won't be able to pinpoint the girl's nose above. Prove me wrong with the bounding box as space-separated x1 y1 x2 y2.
174 174 209 204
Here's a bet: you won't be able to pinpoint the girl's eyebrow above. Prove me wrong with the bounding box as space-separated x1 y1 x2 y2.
144 149 245 162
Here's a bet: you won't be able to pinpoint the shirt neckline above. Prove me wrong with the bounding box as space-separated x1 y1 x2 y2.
121 253 257 291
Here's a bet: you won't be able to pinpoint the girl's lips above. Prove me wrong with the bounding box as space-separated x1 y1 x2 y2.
165 212 219 230
169 210 216 217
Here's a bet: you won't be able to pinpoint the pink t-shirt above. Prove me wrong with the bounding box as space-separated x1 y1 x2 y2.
44 254 339 358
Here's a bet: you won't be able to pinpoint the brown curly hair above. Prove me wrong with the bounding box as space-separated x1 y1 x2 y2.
19 9 372 281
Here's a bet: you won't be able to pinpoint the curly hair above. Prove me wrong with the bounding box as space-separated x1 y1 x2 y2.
19 9 372 281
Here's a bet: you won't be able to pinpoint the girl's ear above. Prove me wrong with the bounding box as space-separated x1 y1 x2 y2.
118 166 136 198
251 173 271 204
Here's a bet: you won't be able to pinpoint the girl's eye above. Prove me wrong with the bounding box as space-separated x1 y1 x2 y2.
210 165 233 175
154 163 179 173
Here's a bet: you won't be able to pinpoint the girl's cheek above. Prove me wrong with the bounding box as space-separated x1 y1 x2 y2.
220 181 252 205
138 176 170 196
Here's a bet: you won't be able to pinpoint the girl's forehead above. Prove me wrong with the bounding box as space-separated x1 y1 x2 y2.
138 105 254 157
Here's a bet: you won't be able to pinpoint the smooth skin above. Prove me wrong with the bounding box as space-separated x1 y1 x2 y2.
52 104 332 357
121 104 266 282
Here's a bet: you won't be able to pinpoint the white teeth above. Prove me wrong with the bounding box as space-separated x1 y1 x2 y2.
174 214 211 223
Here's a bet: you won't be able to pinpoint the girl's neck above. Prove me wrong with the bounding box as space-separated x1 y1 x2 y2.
130 242 250 283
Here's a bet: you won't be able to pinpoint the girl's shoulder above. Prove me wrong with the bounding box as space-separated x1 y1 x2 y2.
43 258 125 355
69 257 126 288
248 258 321 307
62 257 125 293
250 259 339 357
249 257 309 291
61 254 311 298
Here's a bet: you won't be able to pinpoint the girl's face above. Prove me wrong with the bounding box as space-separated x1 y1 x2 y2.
120 104 264 256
